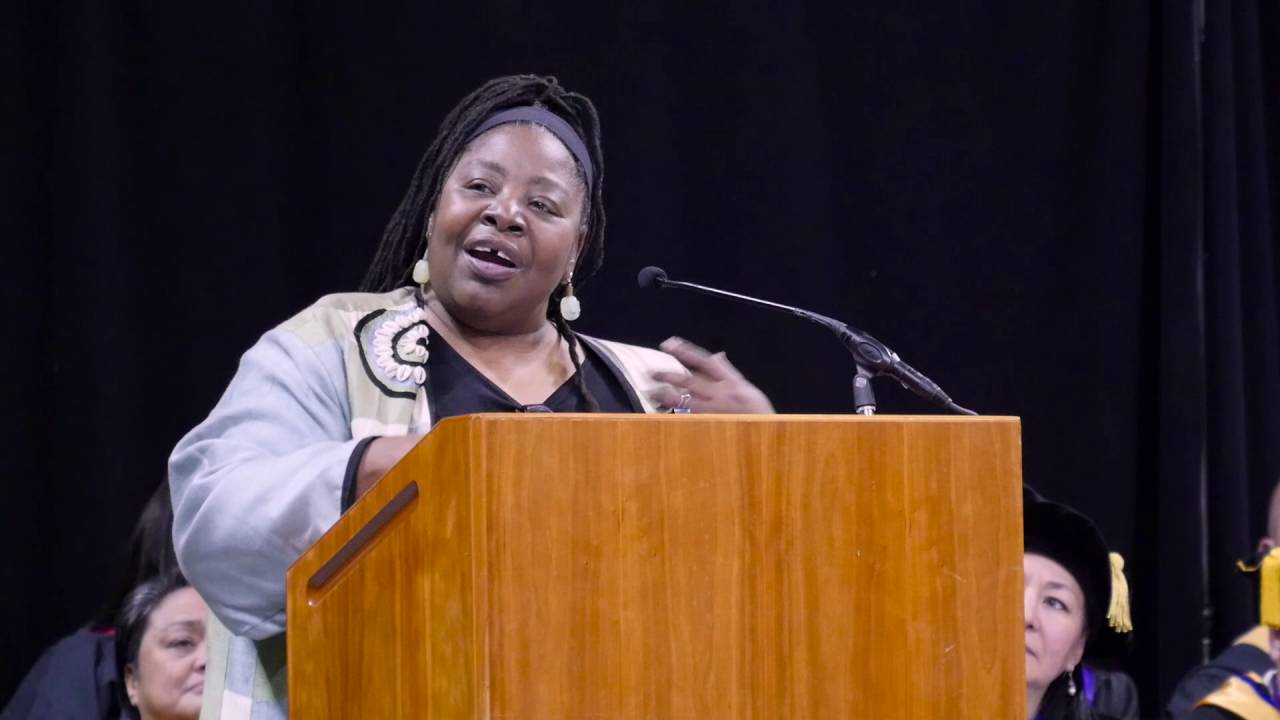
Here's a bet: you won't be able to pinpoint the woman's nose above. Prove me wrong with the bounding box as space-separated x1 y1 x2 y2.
482 195 525 235
1023 590 1037 628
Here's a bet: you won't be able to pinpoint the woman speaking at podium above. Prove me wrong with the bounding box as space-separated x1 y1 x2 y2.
168 74 773 717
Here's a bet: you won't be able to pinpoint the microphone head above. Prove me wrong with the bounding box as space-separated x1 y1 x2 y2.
637 266 668 289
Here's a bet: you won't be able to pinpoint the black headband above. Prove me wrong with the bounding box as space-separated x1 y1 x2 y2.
467 106 594 188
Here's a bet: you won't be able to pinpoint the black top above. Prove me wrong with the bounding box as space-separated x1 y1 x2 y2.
426 332 639 418
340 332 643 511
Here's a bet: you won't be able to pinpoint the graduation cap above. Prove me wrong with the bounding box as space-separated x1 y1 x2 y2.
1023 485 1134 658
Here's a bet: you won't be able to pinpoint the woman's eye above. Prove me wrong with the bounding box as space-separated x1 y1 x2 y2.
466 181 493 193
530 199 558 215
167 637 197 650
1045 597 1069 612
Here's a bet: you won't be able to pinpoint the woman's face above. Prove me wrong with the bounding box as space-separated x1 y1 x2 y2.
1023 553 1087 693
427 122 586 334
125 587 208 720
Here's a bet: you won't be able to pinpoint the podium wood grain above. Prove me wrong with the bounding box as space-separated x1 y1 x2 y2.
287 414 1024 718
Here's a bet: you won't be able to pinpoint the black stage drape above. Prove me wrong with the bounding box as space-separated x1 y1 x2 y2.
1145 0 1280 702
4 2 1279 713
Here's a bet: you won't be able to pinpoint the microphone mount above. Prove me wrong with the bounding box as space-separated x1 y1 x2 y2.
637 266 975 416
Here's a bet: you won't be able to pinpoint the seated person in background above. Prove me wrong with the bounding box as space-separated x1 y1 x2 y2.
1024 488 1136 720
1186 548 1280 719
1168 480 1280 719
116 572 207 720
2 481 178 719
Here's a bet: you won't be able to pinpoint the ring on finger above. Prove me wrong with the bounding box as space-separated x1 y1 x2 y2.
672 391 693 414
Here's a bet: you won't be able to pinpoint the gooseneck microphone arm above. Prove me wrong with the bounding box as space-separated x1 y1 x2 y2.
637 266 976 416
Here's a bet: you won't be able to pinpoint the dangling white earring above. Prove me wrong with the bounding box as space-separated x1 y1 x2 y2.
1066 668 1077 697
558 274 580 321
412 217 433 286
412 254 430 285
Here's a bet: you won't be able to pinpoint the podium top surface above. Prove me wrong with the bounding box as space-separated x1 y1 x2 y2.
430 412 1020 426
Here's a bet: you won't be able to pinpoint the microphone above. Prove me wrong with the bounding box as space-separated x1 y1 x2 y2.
636 266 667 289
637 266 975 415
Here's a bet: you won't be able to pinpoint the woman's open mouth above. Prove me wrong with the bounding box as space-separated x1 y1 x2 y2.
466 246 517 269
463 246 520 281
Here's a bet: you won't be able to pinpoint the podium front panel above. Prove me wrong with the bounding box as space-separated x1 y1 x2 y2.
288 415 1024 718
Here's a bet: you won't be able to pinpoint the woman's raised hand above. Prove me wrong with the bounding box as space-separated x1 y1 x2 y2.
649 337 775 414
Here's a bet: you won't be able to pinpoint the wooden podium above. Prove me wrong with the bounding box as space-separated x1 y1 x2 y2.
286 414 1024 718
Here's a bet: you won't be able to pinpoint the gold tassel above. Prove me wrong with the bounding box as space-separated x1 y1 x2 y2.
1261 548 1280 629
1239 557 1264 573
1107 552 1133 633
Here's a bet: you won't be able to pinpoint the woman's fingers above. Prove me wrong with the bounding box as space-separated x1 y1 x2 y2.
648 384 692 411
649 336 775 414
659 337 735 382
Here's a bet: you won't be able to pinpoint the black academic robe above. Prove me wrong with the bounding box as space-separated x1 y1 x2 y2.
1087 665 1140 720
1 627 122 720
1190 707 1279 720
1186 671 1280 719
1190 710 1245 720
1168 627 1275 719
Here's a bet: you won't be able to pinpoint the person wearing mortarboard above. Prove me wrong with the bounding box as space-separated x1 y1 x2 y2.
1168 481 1280 719
1186 549 1280 719
1024 487 1137 720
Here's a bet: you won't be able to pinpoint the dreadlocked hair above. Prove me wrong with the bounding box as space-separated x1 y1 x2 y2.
552 304 600 412
363 74 606 412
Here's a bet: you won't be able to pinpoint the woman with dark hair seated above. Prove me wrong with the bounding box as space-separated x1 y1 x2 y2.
3 481 179 719
115 572 207 720
1024 489 1136 720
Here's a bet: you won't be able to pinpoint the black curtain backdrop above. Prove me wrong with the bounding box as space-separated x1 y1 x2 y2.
4 2 1279 714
